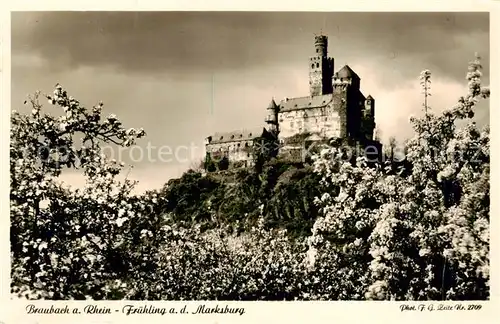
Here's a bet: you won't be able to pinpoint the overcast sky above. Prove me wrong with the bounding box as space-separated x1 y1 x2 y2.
11 11 490 192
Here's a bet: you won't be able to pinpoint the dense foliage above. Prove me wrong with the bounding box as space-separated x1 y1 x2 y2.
307 57 490 300
156 160 322 237
10 58 489 300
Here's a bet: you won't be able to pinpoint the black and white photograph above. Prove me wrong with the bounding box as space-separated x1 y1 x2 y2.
9 10 490 302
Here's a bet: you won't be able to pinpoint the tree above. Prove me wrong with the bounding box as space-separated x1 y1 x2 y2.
307 55 490 300
387 136 397 160
10 85 150 299
420 69 432 114
203 153 217 172
11 54 490 301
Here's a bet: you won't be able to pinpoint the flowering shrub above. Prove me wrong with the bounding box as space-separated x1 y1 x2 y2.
122 218 307 300
10 85 149 299
11 57 489 300
308 55 490 300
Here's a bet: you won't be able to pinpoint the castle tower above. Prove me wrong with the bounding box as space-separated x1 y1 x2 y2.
333 65 360 91
363 95 375 139
365 95 375 116
332 65 362 139
309 35 334 97
265 98 279 134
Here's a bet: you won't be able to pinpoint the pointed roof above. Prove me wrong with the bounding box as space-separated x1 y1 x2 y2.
267 98 278 110
335 65 359 79
366 94 374 100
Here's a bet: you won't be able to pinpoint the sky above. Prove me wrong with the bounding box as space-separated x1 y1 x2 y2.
11 11 490 193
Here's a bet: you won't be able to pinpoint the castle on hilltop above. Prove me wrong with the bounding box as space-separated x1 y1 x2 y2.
204 34 379 171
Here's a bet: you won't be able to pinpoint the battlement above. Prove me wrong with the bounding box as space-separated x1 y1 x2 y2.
314 34 328 56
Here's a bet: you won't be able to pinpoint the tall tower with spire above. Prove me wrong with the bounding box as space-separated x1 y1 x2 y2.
309 34 335 96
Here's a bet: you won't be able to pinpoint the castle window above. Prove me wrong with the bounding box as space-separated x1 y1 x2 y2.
247 153 250 157
316 48 319 53
237 143 240 147
249 133 252 137
231 135 235 139
245 143 249 147
311 63 315 69
316 63 319 68
220 136 223 140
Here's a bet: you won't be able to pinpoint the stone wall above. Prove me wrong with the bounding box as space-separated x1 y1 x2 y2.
277 106 342 140
277 90 349 142
206 139 254 167
331 90 348 138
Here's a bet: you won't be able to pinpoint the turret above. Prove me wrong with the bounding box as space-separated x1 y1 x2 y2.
333 65 360 91
309 34 334 96
365 95 375 116
314 35 328 57
265 98 279 134
363 95 375 140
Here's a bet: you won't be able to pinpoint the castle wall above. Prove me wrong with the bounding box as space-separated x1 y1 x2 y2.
278 90 349 142
206 140 254 168
278 106 341 140
332 91 348 138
